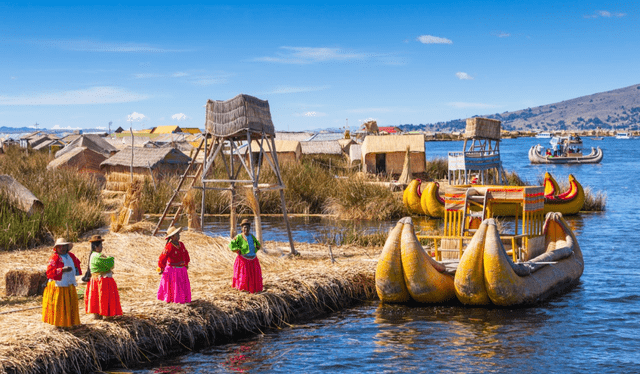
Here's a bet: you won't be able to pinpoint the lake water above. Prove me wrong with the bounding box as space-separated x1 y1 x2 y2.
132 137 640 373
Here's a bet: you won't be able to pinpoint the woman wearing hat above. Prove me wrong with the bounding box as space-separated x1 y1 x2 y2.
229 219 263 293
42 238 82 327
157 226 191 303
84 235 123 319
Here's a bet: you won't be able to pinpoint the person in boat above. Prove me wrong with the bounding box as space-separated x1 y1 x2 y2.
84 235 123 319
157 226 191 303
229 219 263 293
545 149 552 157
42 238 82 327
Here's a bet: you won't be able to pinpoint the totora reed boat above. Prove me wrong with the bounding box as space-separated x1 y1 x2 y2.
529 144 603 164
379 185 584 306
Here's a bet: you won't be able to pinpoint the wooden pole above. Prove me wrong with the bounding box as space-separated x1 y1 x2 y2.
246 131 263 245
268 137 297 255
229 138 237 238
130 126 134 183
200 134 208 230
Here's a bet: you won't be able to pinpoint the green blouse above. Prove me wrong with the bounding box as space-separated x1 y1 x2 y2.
229 234 261 257
90 252 115 273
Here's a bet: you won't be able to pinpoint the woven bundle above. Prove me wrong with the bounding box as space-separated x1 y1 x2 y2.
464 117 501 140
205 94 275 137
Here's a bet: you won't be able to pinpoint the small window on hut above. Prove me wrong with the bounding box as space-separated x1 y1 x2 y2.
375 153 386 174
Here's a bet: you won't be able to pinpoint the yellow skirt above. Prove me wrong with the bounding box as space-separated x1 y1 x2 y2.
42 281 81 327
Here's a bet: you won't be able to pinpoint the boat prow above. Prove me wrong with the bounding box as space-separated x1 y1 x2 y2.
544 174 585 215
376 217 456 303
454 213 584 306
403 179 425 215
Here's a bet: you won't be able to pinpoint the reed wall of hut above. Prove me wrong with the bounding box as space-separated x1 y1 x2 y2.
361 134 425 175
250 139 302 164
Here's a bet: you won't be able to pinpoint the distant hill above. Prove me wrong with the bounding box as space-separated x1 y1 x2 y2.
399 83 640 133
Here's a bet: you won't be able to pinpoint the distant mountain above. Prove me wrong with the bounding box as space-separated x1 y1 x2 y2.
399 83 640 133
0 126 39 133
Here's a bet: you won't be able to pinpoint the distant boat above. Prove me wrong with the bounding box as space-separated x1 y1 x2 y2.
536 132 552 139
590 136 603 140
615 132 633 139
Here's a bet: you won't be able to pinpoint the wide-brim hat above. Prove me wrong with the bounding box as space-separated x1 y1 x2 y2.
165 226 182 240
54 238 73 250
240 219 252 227
89 235 103 243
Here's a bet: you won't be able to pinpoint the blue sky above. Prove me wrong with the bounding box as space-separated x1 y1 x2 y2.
1 1 638 131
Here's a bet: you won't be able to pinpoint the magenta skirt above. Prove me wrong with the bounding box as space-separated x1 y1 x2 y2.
157 266 191 303
232 255 263 293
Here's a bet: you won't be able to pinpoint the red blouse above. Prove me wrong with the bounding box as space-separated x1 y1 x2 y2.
158 241 190 272
46 252 82 281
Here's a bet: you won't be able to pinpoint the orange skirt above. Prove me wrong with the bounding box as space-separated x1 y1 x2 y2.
85 276 123 316
42 281 80 327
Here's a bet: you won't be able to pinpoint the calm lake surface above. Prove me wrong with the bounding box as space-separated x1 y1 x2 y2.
133 137 640 373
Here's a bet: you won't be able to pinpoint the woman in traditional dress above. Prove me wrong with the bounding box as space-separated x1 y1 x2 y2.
157 226 191 303
42 238 82 327
84 235 123 319
229 219 263 293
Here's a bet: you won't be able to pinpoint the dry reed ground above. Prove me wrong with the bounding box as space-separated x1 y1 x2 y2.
0 229 379 374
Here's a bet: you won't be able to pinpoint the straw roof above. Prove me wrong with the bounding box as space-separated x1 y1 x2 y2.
56 134 117 159
47 147 107 173
361 134 425 155
276 131 314 141
32 139 64 151
0 174 43 215
101 146 191 169
181 127 202 134
206 94 275 137
307 133 345 141
249 139 302 153
152 125 181 134
300 140 343 155
18 131 44 140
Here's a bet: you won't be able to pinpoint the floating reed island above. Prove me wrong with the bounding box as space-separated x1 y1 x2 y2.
0 229 378 374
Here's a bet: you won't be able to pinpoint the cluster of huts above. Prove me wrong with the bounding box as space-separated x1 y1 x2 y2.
11 123 431 186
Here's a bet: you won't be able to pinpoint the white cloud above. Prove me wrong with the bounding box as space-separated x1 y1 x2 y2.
127 112 146 122
133 73 161 79
417 35 453 44
51 124 82 130
456 72 474 80
497 32 511 38
264 85 330 94
447 102 500 109
0 86 149 105
298 111 326 117
172 72 189 77
95 126 106 130
585 10 626 18
171 113 190 121
39 39 186 53
10 77 17 80
254 46 367 64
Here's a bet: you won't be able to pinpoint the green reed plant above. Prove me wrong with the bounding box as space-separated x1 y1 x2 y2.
0 146 105 250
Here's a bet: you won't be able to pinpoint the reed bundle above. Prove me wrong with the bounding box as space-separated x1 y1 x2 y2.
0 231 378 374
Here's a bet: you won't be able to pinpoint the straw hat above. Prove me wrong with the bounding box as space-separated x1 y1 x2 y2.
240 219 252 227
89 235 103 243
165 226 182 240
54 238 73 249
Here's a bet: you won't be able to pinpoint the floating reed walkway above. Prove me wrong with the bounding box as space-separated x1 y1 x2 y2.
0 230 378 374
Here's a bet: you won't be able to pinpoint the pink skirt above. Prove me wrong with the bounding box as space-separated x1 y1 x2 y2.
85 276 123 316
157 266 191 304
232 255 263 293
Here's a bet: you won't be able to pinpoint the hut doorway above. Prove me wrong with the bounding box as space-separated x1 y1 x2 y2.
375 153 386 174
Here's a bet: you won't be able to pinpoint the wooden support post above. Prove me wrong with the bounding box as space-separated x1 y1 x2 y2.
269 137 297 255
200 134 208 230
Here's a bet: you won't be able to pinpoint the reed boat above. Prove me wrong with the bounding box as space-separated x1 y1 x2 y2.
529 144 603 164
420 181 445 218
543 173 585 215
403 179 425 215
454 213 584 306
375 217 456 304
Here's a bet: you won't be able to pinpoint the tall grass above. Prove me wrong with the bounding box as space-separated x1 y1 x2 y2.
0 146 105 250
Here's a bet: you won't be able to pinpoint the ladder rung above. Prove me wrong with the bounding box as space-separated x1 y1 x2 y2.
168 202 182 207
184 174 197 178
178 189 191 193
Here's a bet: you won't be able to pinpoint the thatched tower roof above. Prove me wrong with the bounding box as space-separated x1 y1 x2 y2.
205 94 275 138
56 134 117 158
101 147 191 169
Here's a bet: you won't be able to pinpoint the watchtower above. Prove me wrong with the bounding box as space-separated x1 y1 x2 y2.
447 117 504 185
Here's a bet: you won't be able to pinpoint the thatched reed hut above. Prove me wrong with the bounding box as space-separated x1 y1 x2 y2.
100 146 191 176
349 143 362 165
300 140 343 156
250 139 302 164
56 134 117 159
47 147 107 182
361 134 425 175
0 174 43 216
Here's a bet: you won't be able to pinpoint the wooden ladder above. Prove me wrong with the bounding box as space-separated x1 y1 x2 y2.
152 138 212 236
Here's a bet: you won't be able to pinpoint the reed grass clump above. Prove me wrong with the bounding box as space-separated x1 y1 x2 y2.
581 187 606 212
0 146 105 250
424 156 448 180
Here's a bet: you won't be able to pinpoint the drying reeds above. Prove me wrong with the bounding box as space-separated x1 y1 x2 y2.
0 231 378 374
